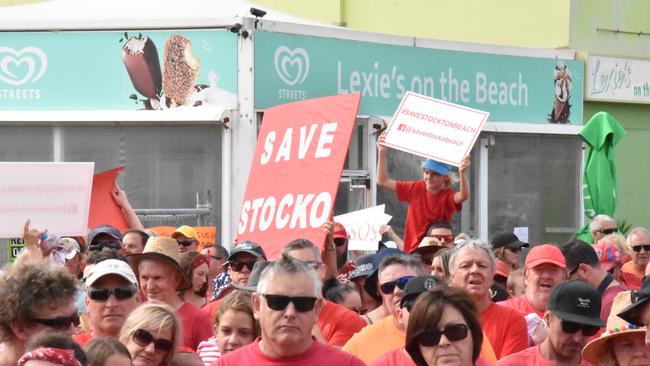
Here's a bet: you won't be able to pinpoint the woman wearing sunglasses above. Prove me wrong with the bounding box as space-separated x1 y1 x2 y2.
119 303 181 366
405 287 486 366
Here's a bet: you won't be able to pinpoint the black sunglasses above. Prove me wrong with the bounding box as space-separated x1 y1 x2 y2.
561 320 600 336
133 329 173 353
88 286 137 301
334 238 348 247
262 294 317 312
229 260 257 272
597 228 618 235
506 247 522 253
632 245 650 252
417 323 469 347
379 276 414 295
89 240 122 252
30 313 80 330
177 240 196 247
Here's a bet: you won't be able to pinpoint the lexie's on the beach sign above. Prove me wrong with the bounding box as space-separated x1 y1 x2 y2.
382 91 489 166
237 93 361 259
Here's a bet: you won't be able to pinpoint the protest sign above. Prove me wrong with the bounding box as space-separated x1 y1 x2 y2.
334 205 392 251
237 93 361 259
382 91 489 166
0 162 94 237
6 238 24 263
89 165 129 231
147 225 217 251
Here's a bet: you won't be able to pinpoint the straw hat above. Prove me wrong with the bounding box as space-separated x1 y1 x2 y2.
581 290 647 363
127 237 192 291
411 236 444 256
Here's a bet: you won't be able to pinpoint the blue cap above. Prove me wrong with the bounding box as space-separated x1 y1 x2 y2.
363 248 404 302
422 159 452 175
87 224 123 245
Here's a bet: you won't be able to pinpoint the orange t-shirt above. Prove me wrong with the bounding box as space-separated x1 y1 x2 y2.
498 294 545 318
318 300 366 346
480 302 528 359
622 261 645 279
497 345 594 366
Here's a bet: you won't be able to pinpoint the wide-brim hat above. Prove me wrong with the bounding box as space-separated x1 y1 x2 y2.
582 291 647 363
618 276 650 325
127 237 192 291
411 237 444 256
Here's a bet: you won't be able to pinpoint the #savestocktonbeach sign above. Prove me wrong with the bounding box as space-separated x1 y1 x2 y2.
382 92 489 166
237 93 361 259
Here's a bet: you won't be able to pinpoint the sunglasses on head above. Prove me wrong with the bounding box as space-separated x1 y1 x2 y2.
334 238 348 247
262 294 317 312
597 228 618 235
30 313 80 330
229 260 257 272
89 240 122 252
133 329 173 353
88 286 137 301
379 276 414 295
632 245 650 252
431 234 454 243
177 240 195 247
417 323 469 347
560 319 600 336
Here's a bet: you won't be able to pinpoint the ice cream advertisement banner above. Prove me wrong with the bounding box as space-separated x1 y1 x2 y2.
382 92 489 166
334 205 392 251
255 31 584 124
0 162 94 238
0 30 236 110
237 93 361 260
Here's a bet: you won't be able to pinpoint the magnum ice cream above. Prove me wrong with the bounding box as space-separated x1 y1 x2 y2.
122 36 162 99
162 35 200 107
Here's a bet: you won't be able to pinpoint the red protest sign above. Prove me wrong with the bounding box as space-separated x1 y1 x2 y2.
89 165 129 231
237 93 361 259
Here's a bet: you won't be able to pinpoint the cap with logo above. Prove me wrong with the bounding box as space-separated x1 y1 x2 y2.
228 240 267 261
400 275 442 308
547 279 605 328
349 254 374 281
525 244 566 269
594 241 622 272
422 159 452 176
85 259 138 287
171 225 198 240
491 232 529 250
87 225 122 246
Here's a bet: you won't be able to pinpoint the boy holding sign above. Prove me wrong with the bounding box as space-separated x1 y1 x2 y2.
376 133 470 253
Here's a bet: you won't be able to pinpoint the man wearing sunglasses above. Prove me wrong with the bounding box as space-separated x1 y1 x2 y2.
422 221 456 248
343 254 425 363
622 227 650 280
87 225 124 254
172 225 200 254
73 258 140 346
498 280 604 366
214 258 365 365
562 240 627 321
212 241 267 303
589 214 618 244
282 239 366 347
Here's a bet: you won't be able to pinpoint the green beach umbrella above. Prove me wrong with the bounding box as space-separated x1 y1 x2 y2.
575 112 626 243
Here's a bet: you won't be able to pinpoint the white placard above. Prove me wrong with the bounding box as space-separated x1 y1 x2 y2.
0 162 94 238
334 205 392 251
586 55 650 104
513 227 529 244
382 91 489 166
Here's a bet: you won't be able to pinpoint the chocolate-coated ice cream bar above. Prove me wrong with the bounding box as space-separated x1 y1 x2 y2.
122 36 163 99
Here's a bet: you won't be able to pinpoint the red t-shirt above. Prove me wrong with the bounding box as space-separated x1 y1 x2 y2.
601 283 628 321
177 301 214 351
369 348 416 366
498 295 545 318
318 300 366 346
211 337 365 366
480 302 528 359
72 332 93 346
621 271 641 290
497 345 593 366
395 181 460 253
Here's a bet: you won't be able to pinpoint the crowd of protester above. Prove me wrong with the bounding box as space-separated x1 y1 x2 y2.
3 142 650 366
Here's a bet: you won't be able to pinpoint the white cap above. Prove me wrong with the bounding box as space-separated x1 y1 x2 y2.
383 240 398 249
61 237 81 260
85 259 138 287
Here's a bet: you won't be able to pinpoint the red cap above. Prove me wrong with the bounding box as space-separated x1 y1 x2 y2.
495 260 511 278
525 244 566 269
333 222 348 239
594 241 622 272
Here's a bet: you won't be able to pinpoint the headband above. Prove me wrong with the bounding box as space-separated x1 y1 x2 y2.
18 347 82 366
193 255 210 270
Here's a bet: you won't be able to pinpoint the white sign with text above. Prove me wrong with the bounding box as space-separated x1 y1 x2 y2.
587 55 650 103
334 205 392 251
381 91 488 166
0 162 94 238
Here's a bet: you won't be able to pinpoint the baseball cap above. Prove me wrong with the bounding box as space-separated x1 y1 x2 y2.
228 240 267 261
594 241 622 272
61 237 81 260
525 244 566 269
233 261 270 292
349 254 374 281
363 248 403 302
618 276 650 326
547 279 605 327
333 222 348 240
400 275 442 308
85 259 138 287
87 225 122 246
491 232 529 250
422 159 452 175
171 225 198 240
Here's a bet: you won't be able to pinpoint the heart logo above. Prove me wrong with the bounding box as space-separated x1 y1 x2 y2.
0 47 48 86
274 46 309 86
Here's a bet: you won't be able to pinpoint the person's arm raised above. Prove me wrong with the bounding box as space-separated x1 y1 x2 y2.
376 133 397 192
454 155 470 204
112 183 145 230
